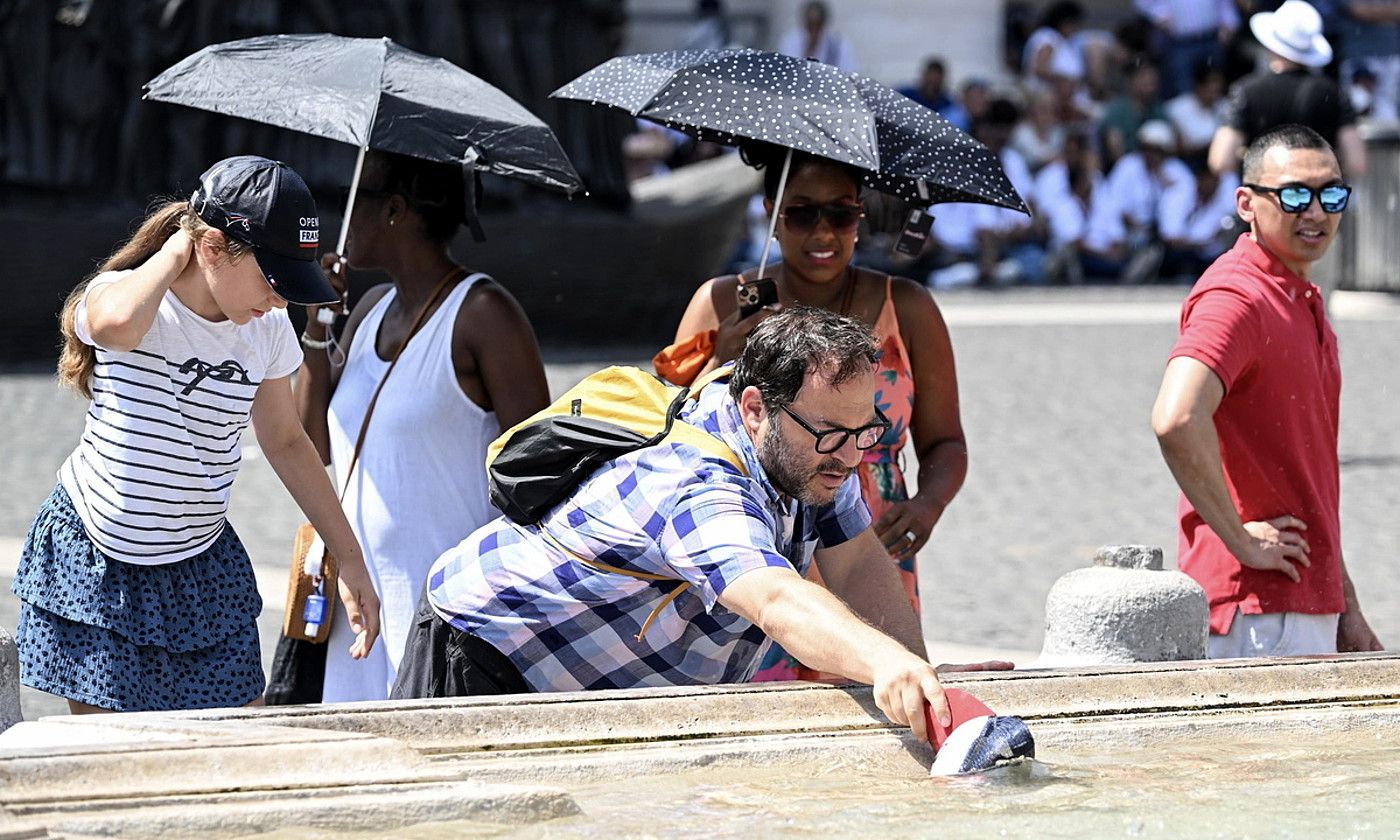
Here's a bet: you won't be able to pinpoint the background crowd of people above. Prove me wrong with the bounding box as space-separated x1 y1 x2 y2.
860 0 1382 286
629 0 1392 288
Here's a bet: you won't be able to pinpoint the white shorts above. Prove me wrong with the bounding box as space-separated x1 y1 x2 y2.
1208 609 1339 659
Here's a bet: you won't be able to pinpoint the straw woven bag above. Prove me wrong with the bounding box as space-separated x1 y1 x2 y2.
282 523 338 643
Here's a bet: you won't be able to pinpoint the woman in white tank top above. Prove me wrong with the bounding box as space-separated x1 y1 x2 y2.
295 151 550 702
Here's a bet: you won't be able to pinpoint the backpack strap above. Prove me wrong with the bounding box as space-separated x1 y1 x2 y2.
672 364 747 475
689 363 734 396
664 421 746 475
537 527 691 642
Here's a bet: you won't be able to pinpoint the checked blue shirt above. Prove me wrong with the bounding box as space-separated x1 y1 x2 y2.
426 377 871 692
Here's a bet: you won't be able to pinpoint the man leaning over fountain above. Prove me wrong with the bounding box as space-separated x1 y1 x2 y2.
393 307 1006 739
1152 124 1383 658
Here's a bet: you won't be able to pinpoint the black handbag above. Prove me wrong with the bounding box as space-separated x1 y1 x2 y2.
265 635 329 705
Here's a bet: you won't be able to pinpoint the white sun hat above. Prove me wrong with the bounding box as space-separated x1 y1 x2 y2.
1137 119 1176 150
1249 0 1333 68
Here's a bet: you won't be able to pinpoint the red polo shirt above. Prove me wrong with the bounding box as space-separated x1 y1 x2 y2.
1168 234 1343 634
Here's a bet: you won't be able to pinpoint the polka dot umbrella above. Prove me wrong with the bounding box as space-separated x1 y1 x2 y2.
552 48 1027 278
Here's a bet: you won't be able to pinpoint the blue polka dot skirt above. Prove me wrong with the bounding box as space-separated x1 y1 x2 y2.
11 484 265 711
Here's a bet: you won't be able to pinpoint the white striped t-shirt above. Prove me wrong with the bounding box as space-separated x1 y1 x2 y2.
59 270 303 565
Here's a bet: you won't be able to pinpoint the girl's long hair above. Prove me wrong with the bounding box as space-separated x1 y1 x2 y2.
57 201 248 398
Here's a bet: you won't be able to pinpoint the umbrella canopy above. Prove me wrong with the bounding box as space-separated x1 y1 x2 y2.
146 34 583 197
551 48 1026 213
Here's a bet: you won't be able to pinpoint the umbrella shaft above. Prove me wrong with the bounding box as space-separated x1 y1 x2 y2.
336 144 370 260
756 148 793 282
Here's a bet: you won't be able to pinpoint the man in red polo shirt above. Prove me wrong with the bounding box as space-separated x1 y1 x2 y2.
1152 124 1383 658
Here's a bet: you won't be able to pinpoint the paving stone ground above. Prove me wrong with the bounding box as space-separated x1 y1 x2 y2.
4 287 1397 721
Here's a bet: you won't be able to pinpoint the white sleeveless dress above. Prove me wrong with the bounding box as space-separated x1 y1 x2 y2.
322 275 500 702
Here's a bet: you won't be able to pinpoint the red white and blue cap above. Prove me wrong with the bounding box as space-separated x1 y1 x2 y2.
190 155 338 306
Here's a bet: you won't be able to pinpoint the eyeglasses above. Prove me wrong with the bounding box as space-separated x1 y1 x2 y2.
1244 183 1352 214
780 403 891 454
779 203 865 235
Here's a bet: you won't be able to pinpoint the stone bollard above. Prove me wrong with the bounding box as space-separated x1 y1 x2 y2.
1037 545 1208 666
1 623 20 733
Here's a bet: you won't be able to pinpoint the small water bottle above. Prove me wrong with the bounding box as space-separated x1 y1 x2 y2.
303 581 329 637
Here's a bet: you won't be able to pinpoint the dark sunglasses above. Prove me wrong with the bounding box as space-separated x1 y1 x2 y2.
780 403 892 454
334 185 392 205
1244 183 1352 214
779 203 865 235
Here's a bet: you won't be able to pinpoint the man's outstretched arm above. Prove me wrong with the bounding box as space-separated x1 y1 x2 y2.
814 528 927 656
718 565 950 741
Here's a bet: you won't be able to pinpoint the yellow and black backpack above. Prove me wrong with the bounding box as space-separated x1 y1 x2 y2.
486 365 745 525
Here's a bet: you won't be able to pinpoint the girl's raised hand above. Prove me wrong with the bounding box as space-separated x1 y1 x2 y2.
159 229 195 272
336 563 381 659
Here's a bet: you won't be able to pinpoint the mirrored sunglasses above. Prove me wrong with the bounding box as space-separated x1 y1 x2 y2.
1245 183 1352 214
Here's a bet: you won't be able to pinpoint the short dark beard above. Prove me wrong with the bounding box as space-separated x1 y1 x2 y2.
757 422 849 506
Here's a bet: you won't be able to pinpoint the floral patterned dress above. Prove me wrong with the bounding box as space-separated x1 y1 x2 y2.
752 277 918 682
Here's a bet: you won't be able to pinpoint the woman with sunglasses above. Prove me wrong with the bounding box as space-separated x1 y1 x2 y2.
669 148 968 682
295 150 550 702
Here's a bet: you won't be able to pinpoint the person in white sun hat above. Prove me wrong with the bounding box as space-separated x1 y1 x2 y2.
1251 0 1333 67
1208 1 1366 177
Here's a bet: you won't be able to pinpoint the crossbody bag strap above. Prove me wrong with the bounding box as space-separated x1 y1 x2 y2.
337 266 471 500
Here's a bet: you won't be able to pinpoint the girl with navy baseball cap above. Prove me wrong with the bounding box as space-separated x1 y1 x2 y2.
10 155 381 713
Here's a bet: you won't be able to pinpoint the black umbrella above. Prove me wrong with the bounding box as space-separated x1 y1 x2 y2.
551 48 1026 212
145 33 584 253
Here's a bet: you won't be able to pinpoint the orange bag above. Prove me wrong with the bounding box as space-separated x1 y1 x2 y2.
652 329 715 387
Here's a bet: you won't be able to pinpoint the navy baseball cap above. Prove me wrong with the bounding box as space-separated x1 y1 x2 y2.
190 155 338 306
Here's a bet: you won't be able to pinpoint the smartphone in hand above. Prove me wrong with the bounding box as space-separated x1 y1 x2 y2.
736 277 779 319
